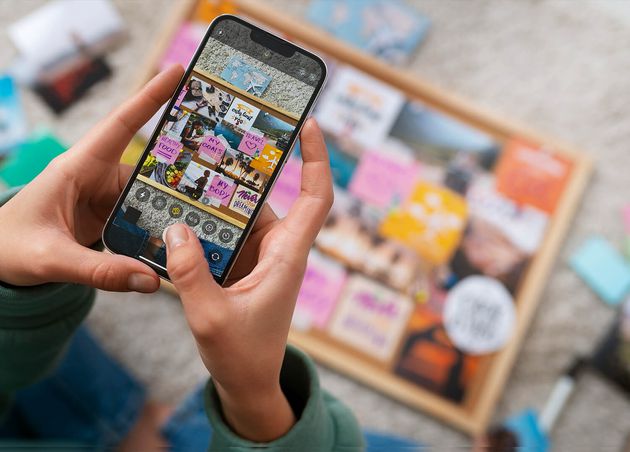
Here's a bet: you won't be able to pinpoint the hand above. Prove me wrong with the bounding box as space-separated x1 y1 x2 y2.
163 119 333 442
0 65 184 292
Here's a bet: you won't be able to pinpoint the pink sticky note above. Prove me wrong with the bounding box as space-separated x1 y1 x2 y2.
159 23 206 71
269 157 301 217
349 151 419 208
151 135 183 165
623 205 630 233
174 87 187 108
206 175 236 206
238 131 266 157
295 252 347 329
199 135 226 163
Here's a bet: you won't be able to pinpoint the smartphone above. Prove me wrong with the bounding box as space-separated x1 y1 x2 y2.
103 15 327 284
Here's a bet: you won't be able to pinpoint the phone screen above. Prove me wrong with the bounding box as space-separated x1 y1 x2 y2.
104 16 326 283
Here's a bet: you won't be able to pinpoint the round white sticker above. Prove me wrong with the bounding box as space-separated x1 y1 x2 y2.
443 276 516 355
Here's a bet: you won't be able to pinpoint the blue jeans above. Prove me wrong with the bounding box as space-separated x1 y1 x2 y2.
0 327 421 451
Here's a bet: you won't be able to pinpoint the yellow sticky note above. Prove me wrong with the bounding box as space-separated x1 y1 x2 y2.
380 182 467 265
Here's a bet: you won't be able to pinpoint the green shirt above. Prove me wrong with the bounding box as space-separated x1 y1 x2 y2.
0 188 363 450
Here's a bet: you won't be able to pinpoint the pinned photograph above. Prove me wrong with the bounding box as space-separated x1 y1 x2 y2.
180 76 234 123
220 55 272 96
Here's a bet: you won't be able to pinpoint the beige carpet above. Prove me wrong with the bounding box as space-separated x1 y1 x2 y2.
2 0 630 449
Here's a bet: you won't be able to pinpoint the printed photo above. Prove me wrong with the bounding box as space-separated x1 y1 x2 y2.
143 145 193 190
251 110 295 151
217 147 252 180
214 120 245 150
179 112 217 151
238 166 269 193
394 305 481 402
220 55 272 97
177 161 216 201
180 76 234 123
388 101 499 169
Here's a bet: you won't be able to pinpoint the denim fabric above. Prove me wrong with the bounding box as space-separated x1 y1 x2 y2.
0 327 146 449
161 383 212 451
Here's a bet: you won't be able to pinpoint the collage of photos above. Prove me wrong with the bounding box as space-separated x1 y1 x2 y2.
276 64 574 402
140 70 295 225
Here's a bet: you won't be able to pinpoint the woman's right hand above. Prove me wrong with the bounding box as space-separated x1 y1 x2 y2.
162 118 333 443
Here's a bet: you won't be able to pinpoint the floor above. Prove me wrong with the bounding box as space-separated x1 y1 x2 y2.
1 0 629 449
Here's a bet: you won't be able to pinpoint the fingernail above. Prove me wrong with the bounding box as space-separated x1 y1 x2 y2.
128 273 158 293
163 224 188 249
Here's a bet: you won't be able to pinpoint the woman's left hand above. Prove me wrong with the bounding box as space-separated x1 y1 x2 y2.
0 65 184 292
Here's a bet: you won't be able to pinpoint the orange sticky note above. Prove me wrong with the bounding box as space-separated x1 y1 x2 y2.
380 182 468 265
494 141 572 214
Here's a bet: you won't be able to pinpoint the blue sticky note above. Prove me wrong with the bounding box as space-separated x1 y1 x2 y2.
220 56 271 97
570 236 630 305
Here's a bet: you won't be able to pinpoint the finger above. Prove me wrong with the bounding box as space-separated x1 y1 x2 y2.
117 163 134 192
281 118 333 253
76 64 185 163
50 242 160 293
251 202 278 233
164 223 223 307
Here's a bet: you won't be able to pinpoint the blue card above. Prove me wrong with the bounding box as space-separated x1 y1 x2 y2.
570 236 630 305
220 56 271 97
308 0 430 64
0 75 27 156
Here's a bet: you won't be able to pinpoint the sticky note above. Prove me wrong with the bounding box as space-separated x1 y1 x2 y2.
198 135 226 164
570 236 630 305
0 130 66 187
206 175 235 207
151 135 182 165
349 151 419 208
238 131 266 157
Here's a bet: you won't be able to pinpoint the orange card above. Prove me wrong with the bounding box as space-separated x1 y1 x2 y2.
251 143 283 176
494 140 572 214
380 182 468 265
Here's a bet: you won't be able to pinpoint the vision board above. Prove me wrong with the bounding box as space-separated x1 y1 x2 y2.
123 0 593 435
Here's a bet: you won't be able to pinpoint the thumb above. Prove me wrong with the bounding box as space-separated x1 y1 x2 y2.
56 243 160 292
163 223 222 302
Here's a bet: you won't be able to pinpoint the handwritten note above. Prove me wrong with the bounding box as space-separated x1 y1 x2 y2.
269 157 301 218
198 134 226 164
349 151 419 208
294 251 347 330
228 185 259 217
151 135 182 165
238 131 266 157
206 175 236 207
329 275 412 361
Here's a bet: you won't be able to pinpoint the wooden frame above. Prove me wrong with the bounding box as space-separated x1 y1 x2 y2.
129 0 593 435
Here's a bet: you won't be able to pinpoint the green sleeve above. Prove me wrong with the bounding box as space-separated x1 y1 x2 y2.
205 345 364 451
0 188 95 418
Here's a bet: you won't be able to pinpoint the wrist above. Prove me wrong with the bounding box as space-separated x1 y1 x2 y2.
215 380 296 442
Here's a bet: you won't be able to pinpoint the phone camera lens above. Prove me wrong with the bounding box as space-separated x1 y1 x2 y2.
217 29 224 36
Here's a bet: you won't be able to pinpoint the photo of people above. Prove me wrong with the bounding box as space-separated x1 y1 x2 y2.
214 120 245 150
180 76 234 123
251 110 295 151
179 113 217 151
177 161 215 201
217 147 252 180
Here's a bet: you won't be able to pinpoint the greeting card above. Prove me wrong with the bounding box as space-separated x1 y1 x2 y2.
329 274 412 361
228 184 259 218
315 67 404 149
223 98 260 131
380 182 468 265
